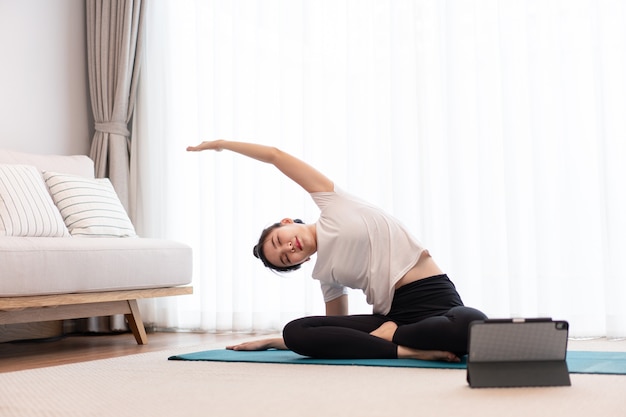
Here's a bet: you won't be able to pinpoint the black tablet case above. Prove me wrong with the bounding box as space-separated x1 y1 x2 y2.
466 319 571 388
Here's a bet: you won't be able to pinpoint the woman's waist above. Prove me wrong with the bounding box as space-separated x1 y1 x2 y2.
394 251 444 290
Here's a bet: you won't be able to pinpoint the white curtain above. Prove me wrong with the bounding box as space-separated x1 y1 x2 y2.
132 0 626 338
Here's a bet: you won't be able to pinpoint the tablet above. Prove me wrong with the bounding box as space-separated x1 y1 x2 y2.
467 318 571 388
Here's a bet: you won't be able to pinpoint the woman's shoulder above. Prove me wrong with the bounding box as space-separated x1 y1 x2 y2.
310 185 361 208
310 185 337 206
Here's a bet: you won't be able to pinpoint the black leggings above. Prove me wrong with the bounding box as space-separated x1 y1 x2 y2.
282 275 487 359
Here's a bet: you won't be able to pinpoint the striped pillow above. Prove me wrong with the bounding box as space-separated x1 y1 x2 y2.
0 164 70 237
43 171 137 238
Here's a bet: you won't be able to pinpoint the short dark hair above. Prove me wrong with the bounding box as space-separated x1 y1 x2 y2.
253 219 304 273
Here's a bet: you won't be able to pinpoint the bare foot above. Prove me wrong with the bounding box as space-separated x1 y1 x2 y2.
397 345 460 362
370 321 398 342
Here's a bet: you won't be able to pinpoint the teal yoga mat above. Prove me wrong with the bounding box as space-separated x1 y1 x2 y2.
168 349 626 375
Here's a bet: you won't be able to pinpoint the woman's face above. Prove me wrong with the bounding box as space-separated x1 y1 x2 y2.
262 219 316 269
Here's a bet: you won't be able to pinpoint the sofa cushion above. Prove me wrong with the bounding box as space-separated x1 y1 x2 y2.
0 237 192 296
0 164 70 237
43 171 137 238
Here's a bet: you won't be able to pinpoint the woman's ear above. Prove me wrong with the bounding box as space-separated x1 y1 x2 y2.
280 218 294 225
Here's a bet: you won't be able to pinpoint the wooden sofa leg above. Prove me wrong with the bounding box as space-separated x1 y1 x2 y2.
125 299 148 345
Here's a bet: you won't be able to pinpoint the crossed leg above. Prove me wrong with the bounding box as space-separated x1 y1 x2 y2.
282 308 484 362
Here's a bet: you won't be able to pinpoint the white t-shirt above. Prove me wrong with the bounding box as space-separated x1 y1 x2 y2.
311 187 426 315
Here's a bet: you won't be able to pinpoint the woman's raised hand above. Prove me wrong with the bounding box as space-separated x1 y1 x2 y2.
186 140 225 152
186 139 333 193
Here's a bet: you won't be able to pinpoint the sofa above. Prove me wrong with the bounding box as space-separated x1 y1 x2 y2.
0 149 193 344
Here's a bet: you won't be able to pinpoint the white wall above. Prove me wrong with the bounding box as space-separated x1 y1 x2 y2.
0 0 91 155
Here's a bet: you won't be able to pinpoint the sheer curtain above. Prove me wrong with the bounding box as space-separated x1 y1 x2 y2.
132 0 626 338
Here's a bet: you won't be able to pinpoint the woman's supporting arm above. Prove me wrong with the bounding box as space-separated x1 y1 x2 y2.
187 140 334 194
224 294 348 351
226 337 288 351
325 295 349 316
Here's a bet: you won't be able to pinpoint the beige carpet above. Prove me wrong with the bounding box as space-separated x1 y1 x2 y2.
1 337 625 417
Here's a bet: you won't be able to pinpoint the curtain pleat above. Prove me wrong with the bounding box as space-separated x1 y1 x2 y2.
86 0 144 210
83 0 144 333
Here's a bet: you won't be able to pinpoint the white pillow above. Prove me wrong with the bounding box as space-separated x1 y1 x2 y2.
43 171 137 238
0 164 70 237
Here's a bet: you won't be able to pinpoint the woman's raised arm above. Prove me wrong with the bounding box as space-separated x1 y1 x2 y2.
187 140 334 193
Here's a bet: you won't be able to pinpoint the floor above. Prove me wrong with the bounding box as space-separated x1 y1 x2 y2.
2 333 625 417
0 331 252 373
1 330 625 374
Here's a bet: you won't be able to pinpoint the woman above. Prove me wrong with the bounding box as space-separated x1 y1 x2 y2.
187 140 487 362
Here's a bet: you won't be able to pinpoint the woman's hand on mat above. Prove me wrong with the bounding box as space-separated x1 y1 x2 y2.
226 337 288 351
